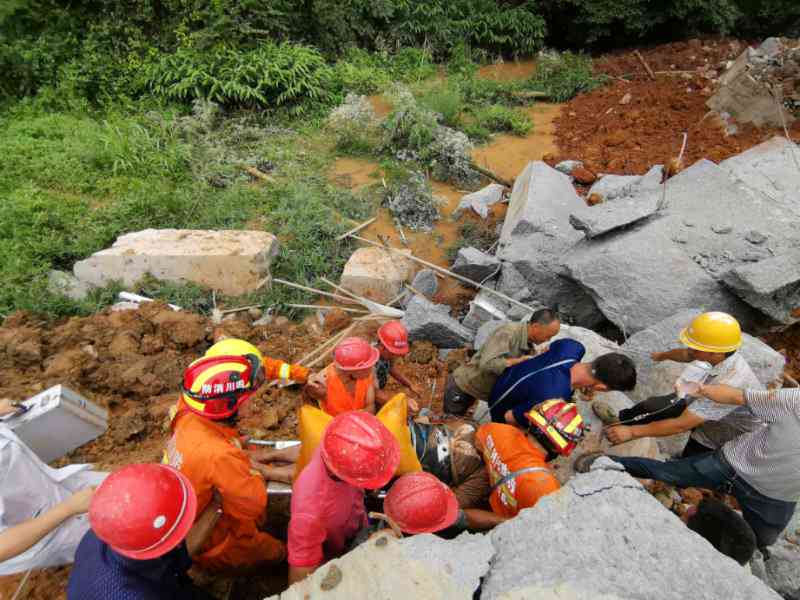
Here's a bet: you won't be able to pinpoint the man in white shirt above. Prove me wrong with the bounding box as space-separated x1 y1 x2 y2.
0 400 105 574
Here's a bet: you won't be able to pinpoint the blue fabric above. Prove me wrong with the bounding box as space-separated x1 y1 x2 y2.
488 339 585 426
613 452 796 549
67 531 199 600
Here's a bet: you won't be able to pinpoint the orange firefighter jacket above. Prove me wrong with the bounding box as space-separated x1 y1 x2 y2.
475 423 561 518
165 407 285 572
262 357 309 384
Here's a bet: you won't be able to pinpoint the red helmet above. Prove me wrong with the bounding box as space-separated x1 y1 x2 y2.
89 464 197 560
334 337 379 371
384 472 459 534
525 399 586 457
378 321 410 356
181 354 263 420
321 411 399 489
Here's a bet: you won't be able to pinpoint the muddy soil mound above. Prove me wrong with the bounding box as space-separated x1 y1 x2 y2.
552 39 800 174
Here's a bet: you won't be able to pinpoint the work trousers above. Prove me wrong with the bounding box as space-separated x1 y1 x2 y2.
613 451 796 549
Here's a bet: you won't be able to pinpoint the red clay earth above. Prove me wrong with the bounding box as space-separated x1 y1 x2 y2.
550 39 800 174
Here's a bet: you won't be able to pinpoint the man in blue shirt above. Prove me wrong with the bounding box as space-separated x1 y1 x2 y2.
67 463 221 600
488 339 637 427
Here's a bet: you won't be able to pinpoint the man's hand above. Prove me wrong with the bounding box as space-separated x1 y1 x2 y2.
63 487 95 516
605 425 634 445
406 396 420 414
698 384 745 406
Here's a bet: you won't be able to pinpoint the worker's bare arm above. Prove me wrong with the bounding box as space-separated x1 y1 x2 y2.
651 349 693 363
463 508 508 531
185 490 222 557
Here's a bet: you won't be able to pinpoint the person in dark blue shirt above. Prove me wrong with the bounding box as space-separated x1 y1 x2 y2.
67 463 221 600
487 339 637 427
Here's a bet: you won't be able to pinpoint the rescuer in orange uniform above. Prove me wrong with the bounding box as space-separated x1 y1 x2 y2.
165 338 309 573
305 337 378 416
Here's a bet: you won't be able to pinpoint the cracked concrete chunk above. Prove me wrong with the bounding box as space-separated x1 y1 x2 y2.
451 247 501 283
454 183 506 219
400 532 494 594
402 295 474 348
73 229 279 296
340 246 415 304
722 252 800 325
569 196 659 238
483 470 781 600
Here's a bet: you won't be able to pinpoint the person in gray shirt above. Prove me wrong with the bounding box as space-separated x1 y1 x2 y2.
576 384 798 551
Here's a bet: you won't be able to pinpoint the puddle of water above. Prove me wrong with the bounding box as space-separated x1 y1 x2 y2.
471 103 562 182
477 60 537 82
329 157 383 189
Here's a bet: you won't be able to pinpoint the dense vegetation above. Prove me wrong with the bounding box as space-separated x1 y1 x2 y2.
0 0 796 318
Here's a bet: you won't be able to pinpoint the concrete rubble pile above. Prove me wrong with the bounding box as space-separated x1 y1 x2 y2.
272 467 782 600
708 37 800 128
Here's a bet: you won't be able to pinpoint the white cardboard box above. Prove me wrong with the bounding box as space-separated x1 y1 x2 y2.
3 385 108 463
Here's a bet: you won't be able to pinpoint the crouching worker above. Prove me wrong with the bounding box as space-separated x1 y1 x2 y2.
305 337 378 416
288 411 399 584
165 339 294 573
576 384 799 551
67 464 222 600
375 321 420 413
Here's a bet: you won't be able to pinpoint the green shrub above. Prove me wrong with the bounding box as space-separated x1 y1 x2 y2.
471 104 532 136
418 84 464 128
145 42 334 111
330 47 436 96
382 90 439 155
528 51 606 102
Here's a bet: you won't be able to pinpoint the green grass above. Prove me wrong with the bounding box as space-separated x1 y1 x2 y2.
527 51 607 102
0 101 372 318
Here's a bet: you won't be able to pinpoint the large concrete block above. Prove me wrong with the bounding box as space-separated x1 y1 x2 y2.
569 195 659 238
402 295 475 348
722 251 800 325
73 229 279 296
340 246 415 304
497 161 600 327
454 183 506 219
483 469 780 600
451 247 501 283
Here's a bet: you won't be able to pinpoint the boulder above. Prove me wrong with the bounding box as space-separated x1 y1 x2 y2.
722 252 800 325
340 246 415 304
720 137 800 215
410 268 438 298
497 161 601 327
73 229 279 296
482 468 781 600
454 184 506 219
569 195 659 238
269 531 491 599
586 174 641 203
48 270 93 301
451 247 501 283
402 295 475 348
621 309 785 406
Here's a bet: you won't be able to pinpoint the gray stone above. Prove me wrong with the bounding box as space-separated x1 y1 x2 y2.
400 532 494 594
270 532 476 599
759 37 784 57
474 320 508 352
722 252 800 325
48 270 93 301
754 505 800 598
73 229 280 296
401 295 475 348
488 262 541 320
482 469 780 600
569 195 659 238
621 309 785 403
462 290 510 331
586 174 641 202
410 269 438 298
746 230 768 245
454 184 506 219
451 247 501 283
341 246 415 304
720 137 800 215
555 160 582 175
497 161 601 327
712 224 734 234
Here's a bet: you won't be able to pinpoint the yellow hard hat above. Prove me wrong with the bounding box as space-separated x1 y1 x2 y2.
205 338 263 363
679 312 742 353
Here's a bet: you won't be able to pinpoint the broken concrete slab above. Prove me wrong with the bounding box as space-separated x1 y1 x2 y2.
340 246 415 304
270 532 478 599
454 183 506 219
586 174 641 203
497 161 601 327
400 532 494 594
461 291 509 332
48 270 93 301
569 195 659 238
720 136 800 215
722 251 800 325
410 268 438 298
754 504 800 599
483 469 780 600
401 295 475 348
451 247 501 283
73 229 279 296
621 309 785 405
